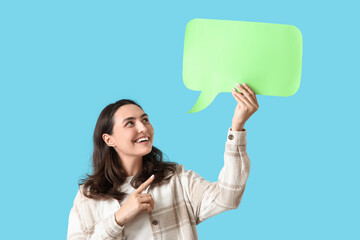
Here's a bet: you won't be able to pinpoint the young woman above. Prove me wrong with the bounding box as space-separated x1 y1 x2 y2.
67 83 259 240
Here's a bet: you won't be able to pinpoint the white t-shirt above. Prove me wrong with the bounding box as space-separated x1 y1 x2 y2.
119 176 154 240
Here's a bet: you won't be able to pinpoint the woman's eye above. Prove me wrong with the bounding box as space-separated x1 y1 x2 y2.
143 118 149 123
125 121 134 126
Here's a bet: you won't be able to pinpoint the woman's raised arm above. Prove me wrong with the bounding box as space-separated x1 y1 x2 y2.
178 83 258 224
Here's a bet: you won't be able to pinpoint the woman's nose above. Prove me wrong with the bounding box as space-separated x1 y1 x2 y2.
137 121 147 132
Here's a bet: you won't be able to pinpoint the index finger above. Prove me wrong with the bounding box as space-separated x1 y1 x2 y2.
242 83 258 105
137 175 155 193
242 83 256 97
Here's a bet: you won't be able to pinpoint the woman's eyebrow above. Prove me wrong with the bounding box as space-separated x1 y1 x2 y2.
122 113 148 123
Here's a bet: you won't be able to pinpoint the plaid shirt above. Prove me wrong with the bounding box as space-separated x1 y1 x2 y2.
67 128 250 240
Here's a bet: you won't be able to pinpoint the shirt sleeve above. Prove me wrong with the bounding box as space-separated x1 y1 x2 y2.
67 188 125 240
177 127 250 224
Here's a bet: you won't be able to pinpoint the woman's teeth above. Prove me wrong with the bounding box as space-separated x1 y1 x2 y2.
135 137 149 143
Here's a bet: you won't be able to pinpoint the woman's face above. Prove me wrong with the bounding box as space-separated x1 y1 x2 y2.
103 104 154 159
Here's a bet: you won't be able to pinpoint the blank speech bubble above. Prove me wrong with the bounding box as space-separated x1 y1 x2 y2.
183 18 303 113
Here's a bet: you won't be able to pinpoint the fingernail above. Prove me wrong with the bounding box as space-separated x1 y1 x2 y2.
236 83 240 87
243 83 246 86
150 174 154 178
232 87 235 92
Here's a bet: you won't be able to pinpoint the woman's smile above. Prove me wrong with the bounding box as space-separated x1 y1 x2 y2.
134 136 151 145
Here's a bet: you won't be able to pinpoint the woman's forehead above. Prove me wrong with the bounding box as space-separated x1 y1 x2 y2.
114 104 145 120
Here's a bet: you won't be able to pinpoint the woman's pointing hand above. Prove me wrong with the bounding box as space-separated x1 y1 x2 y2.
115 175 155 226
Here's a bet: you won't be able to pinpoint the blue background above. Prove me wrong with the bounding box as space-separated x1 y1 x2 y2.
1 0 359 239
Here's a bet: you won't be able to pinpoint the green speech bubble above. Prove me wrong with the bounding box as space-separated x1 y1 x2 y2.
183 18 303 113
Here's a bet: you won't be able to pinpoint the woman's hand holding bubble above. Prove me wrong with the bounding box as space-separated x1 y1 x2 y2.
114 175 155 226
231 83 259 131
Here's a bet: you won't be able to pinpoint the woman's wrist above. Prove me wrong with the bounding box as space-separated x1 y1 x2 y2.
231 121 245 131
114 210 126 227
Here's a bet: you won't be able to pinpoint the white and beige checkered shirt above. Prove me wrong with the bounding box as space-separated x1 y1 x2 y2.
67 128 250 240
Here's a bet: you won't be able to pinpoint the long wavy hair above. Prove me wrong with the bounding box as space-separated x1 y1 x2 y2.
79 99 177 201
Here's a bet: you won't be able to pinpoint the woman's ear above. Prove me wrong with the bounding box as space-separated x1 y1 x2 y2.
102 133 115 147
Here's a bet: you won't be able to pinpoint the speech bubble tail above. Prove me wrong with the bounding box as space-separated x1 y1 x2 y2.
187 91 218 113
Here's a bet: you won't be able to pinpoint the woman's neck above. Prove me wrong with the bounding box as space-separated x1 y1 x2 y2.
118 155 143 176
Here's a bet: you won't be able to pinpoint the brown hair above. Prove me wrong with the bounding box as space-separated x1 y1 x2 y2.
79 99 177 201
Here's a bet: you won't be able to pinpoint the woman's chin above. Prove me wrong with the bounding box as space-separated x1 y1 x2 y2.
139 145 152 156
133 141 153 155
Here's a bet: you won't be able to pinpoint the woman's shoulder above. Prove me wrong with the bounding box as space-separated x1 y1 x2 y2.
174 164 185 173
74 185 114 211
169 164 202 180
170 164 200 176
166 163 185 177
74 185 100 205
73 185 91 205
172 164 205 182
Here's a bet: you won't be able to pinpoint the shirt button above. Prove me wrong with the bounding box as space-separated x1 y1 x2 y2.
152 220 158 225
228 134 234 140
